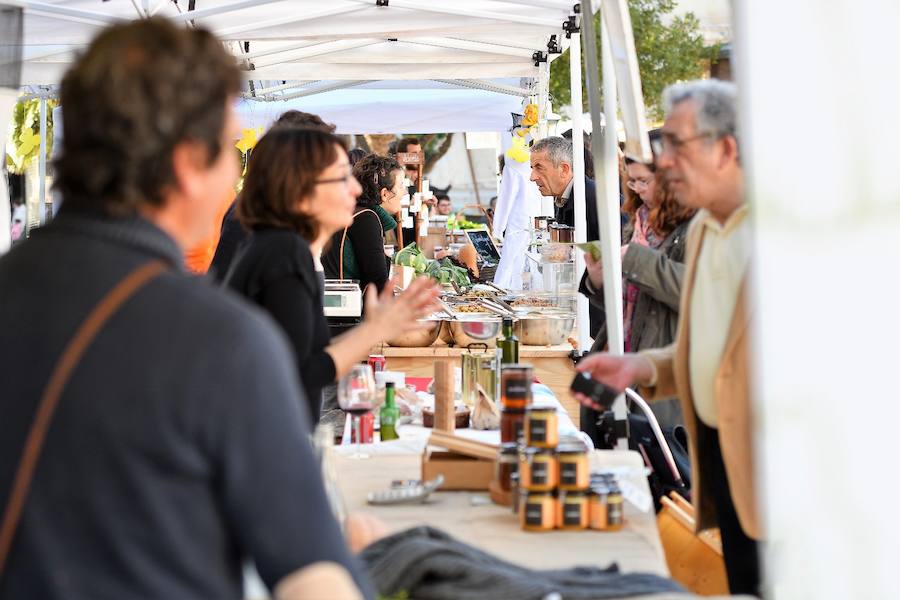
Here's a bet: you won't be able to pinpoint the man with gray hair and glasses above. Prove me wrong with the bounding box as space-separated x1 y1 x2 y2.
529 136 599 242
574 79 761 595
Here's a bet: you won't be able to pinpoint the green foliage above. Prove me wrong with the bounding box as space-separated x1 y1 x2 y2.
5 98 57 174
549 0 716 121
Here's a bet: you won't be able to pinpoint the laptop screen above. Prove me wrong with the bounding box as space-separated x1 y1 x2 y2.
466 229 501 264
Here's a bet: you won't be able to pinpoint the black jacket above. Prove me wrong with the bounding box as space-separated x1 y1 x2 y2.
209 200 247 282
556 176 602 336
0 211 368 599
225 227 336 423
322 204 391 293
554 176 600 242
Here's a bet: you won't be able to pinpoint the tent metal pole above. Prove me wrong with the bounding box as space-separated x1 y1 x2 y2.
431 79 531 97
582 1 628 448
215 5 365 38
38 97 47 226
240 41 321 61
6 0 124 26
248 39 382 69
148 0 169 17
22 47 77 63
569 31 591 355
342 0 561 28
479 0 576 10
249 80 319 96
276 80 368 101
409 37 536 59
168 0 286 23
538 59 550 139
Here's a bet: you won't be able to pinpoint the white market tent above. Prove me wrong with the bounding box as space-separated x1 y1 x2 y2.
14 0 578 132
9 0 629 439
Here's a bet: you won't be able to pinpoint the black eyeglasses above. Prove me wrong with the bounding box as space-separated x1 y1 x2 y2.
651 131 715 157
315 175 353 186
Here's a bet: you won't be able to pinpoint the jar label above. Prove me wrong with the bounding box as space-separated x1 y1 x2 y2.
531 460 548 485
525 502 544 526
563 504 583 526
529 419 548 443
608 500 624 525
560 461 578 486
504 380 529 399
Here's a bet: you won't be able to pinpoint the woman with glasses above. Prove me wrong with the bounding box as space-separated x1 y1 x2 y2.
580 137 696 429
226 128 439 425
323 154 406 294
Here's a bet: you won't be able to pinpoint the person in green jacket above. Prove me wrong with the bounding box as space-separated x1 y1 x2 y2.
323 154 404 293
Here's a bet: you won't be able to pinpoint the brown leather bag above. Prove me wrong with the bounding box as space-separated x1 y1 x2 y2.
0 260 167 577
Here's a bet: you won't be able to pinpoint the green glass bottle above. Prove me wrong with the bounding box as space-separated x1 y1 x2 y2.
498 317 519 364
379 382 400 441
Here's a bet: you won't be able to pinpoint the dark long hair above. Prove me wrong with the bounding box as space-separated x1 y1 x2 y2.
648 170 696 237
237 127 347 242
352 154 402 208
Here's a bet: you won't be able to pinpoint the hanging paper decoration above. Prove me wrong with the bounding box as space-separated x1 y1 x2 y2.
235 127 263 155
5 98 56 175
505 103 541 162
506 136 530 163
522 103 539 127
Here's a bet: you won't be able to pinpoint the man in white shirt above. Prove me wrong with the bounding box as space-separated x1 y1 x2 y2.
575 80 761 595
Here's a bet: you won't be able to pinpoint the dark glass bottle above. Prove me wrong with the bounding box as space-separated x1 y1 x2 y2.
498 317 519 364
379 382 400 441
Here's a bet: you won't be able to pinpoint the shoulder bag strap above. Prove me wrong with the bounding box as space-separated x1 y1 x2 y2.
339 209 378 280
0 259 168 576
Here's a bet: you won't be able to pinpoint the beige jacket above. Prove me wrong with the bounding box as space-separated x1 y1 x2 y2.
639 213 760 539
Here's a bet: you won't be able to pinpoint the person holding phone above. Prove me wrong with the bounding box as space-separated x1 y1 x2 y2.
574 80 760 596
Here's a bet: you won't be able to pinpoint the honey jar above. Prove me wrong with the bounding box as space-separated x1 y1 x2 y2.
606 485 624 530
557 444 589 490
519 447 558 492
588 486 608 530
556 490 589 530
525 407 559 448
495 443 519 491
500 364 533 410
500 408 525 444
520 491 556 532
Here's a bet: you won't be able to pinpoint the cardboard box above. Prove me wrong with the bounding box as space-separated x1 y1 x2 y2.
421 431 497 490
421 449 494 490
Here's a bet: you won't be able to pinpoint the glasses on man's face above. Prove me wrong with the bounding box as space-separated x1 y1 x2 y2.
651 131 714 157
626 178 653 192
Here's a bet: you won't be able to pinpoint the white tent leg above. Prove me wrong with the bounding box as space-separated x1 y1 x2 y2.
38 97 47 226
569 31 590 355
582 1 627 448
600 19 627 438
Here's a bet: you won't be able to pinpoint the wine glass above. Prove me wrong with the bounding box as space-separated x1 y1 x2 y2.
337 364 376 459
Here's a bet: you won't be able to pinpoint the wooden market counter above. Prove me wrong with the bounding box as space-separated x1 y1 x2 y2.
335 448 670 577
378 343 581 427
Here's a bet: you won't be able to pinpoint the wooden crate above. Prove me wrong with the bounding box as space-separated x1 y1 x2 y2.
656 493 729 596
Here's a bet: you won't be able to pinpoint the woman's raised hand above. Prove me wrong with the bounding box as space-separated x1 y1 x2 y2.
364 275 442 338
